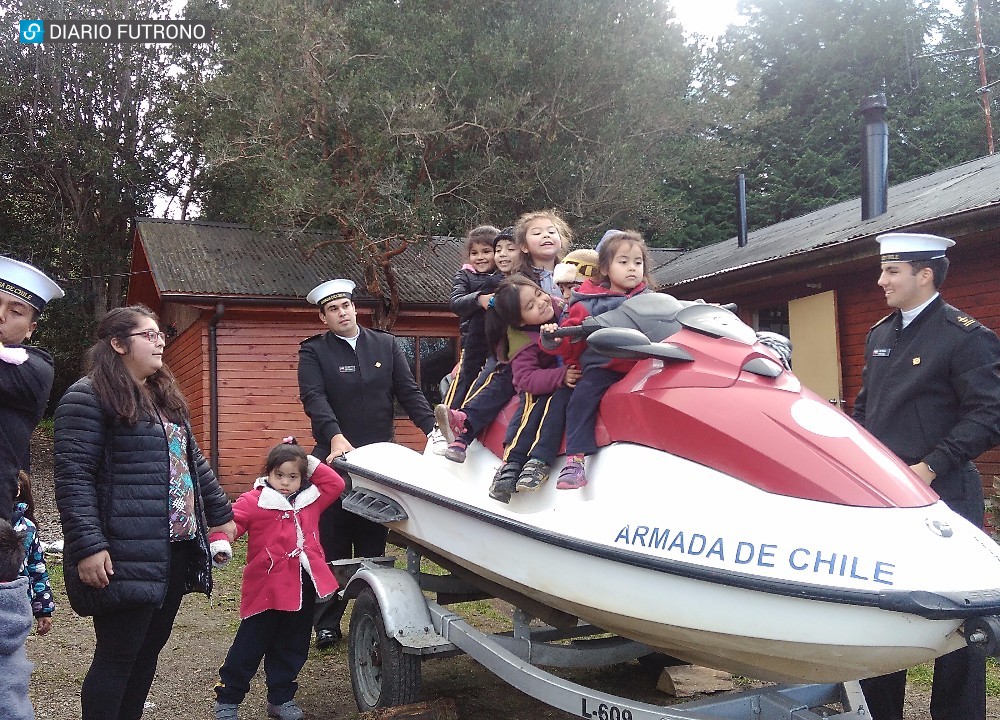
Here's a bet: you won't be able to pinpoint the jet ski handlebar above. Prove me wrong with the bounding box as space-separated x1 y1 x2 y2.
542 325 591 340
539 300 740 343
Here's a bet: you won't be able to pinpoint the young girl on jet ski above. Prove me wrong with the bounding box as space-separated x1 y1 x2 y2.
483 275 581 502
541 231 653 489
436 211 572 463
441 225 501 411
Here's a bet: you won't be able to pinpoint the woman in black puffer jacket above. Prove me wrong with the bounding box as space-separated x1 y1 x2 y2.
54 305 235 720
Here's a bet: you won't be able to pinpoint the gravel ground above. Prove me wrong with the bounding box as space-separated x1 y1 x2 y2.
24 428 1000 719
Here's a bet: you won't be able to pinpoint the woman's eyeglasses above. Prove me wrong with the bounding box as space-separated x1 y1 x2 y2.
128 330 166 343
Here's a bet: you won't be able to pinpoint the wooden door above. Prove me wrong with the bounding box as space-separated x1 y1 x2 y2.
788 290 844 407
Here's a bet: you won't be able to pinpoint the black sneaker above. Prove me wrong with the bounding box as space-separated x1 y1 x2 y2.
315 627 342 649
489 462 521 503
516 459 551 492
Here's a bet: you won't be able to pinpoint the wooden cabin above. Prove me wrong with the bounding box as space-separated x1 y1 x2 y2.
653 153 1000 532
127 218 462 496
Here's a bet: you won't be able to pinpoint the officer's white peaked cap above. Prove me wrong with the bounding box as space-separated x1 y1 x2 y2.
307 278 356 308
877 233 954 263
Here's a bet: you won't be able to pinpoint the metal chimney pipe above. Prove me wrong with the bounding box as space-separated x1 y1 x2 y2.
860 93 888 220
736 169 748 247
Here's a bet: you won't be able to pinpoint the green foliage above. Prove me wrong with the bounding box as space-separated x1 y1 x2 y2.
194 0 737 267
908 658 1000 697
686 0 991 240
0 0 205 389
43 554 63 588
2 0 998 350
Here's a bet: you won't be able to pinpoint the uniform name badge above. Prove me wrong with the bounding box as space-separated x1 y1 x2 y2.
339 365 357 373
872 348 891 357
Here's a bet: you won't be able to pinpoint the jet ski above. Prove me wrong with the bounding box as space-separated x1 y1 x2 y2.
337 293 1000 683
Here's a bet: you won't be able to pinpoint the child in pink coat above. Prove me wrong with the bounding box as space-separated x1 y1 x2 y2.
211 439 345 720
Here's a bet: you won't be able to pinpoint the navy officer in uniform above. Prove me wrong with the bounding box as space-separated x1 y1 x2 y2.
0 255 63 523
854 233 1000 720
298 278 443 648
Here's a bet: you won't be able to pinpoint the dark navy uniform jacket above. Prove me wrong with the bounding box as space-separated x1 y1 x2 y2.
853 296 1000 512
298 327 435 459
0 346 54 520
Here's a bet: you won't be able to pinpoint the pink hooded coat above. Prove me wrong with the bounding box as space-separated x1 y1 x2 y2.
212 456 345 619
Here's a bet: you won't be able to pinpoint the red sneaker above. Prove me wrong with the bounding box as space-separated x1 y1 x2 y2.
434 404 467 442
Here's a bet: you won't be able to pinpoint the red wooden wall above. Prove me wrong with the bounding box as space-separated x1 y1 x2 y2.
164 304 457 497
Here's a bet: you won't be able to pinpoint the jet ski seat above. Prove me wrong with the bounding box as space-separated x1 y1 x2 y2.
474 294 699 460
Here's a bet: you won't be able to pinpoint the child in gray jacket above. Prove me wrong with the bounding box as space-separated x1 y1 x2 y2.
0 517 34 720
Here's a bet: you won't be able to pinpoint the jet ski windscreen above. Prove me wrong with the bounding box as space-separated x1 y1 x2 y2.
676 303 758 344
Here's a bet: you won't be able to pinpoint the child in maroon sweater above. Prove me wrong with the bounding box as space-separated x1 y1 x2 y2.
484 276 580 502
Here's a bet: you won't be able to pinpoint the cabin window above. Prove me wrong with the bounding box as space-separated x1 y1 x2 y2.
754 304 790 338
394 335 460 412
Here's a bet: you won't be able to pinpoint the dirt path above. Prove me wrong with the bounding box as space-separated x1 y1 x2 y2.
25 429 1000 719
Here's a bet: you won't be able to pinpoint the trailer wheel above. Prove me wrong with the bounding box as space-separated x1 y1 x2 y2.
348 586 421 710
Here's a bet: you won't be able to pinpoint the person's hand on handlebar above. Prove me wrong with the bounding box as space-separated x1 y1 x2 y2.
326 434 355 464
563 365 583 387
540 322 560 341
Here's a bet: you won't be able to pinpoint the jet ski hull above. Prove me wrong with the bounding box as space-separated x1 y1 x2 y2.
341 440 1000 683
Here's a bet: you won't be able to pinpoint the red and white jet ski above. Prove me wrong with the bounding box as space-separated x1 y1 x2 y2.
338 293 1000 683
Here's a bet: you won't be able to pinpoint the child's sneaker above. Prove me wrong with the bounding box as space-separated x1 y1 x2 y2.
556 458 588 489
434 404 466 442
489 462 522 503
428 427 448 455
445 438 468 463
516 459 551 492
214 702 239 720
266 701 304 720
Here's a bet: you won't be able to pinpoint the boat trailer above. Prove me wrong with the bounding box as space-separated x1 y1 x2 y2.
333 546 874 720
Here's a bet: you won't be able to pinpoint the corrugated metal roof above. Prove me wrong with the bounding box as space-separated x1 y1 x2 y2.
648 247 685 271
135 218 463 305
653 153 1000 288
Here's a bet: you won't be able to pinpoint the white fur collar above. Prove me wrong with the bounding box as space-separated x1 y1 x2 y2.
252 454 324 510
256 481 321 511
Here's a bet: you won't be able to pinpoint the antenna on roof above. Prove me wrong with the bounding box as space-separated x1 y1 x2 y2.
905 28 920 90
905 1 997 154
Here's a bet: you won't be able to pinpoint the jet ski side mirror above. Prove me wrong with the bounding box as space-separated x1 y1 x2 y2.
587 327 694 362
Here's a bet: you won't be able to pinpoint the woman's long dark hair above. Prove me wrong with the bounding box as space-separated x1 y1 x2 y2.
87 305 189 426
485 275 544 361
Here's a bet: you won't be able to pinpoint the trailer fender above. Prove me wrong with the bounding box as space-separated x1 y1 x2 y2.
342 564 450 651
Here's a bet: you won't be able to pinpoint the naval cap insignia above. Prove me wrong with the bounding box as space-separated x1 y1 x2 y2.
926 518 953 537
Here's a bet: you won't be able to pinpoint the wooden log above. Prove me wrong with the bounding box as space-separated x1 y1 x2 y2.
358 698 459 720
656 665 736 698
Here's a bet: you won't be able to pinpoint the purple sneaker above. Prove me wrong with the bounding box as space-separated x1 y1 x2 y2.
445 438 467 463
556 459 587 489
